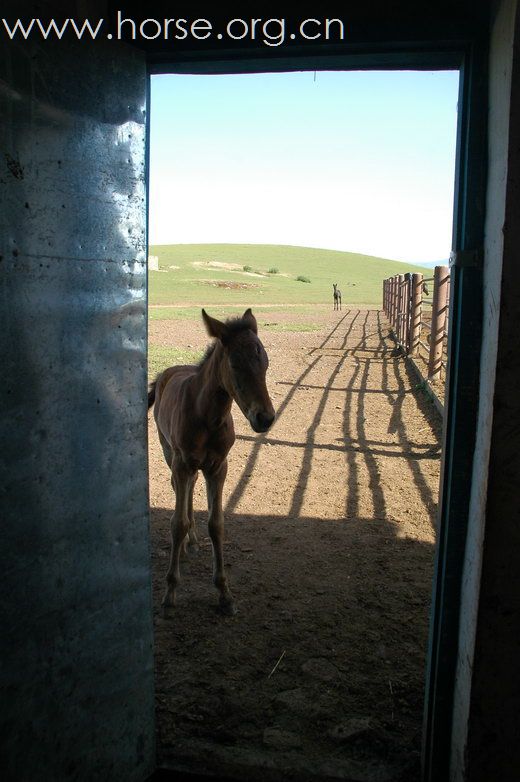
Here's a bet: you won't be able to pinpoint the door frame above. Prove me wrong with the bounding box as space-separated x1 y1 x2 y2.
146 36 488 782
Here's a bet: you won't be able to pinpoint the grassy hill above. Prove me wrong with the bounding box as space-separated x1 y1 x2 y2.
148 243 428 308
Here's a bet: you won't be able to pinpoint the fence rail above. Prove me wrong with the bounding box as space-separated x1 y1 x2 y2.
383 266 450 408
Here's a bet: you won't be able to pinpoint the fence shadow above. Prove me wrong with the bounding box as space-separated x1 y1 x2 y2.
229 308 441 527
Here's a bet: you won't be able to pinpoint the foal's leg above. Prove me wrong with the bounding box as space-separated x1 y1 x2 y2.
178 475 199 557
184 473 200 554
158 430 173 468
158 433 192 558
162 462 197 614
204 459 235 615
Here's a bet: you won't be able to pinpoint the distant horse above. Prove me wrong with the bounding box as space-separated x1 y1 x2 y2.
148 308 275 616
333 283 342 310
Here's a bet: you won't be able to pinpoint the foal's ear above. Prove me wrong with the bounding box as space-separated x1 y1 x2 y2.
202 309 229 342
242 308 258 334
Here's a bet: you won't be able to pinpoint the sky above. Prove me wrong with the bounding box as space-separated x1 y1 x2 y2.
149 70 459 264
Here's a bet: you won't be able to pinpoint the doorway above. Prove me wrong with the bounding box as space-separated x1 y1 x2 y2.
145 65 474 782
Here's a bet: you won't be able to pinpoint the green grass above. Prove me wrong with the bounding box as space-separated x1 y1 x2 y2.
148 242 427 308
148 345 204 379
148 307 206 321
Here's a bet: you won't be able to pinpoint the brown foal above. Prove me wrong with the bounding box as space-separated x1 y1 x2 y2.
148 308 275 616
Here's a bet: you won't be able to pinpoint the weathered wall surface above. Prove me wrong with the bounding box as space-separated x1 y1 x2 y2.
0 20 155 782
464 1 520 779
451 0 520 779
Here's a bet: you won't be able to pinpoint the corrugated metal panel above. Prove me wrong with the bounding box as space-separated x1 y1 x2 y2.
0 30 155 782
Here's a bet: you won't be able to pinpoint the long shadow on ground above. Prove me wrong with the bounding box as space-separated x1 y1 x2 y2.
151 508 434 782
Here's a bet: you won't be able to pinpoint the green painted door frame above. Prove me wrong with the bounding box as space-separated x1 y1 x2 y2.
147 31 488 782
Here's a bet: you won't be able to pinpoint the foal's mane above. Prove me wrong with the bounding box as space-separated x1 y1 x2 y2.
198 314 255 369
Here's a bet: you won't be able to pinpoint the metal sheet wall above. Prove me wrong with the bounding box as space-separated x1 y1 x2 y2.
0 28 155 782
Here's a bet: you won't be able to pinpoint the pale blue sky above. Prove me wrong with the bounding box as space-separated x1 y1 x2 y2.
149 70 459 263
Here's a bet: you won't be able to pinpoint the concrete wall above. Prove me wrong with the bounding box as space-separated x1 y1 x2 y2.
0 15 155 782
451 0 520 779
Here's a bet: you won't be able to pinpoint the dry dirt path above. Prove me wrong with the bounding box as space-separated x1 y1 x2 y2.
148 307 442 782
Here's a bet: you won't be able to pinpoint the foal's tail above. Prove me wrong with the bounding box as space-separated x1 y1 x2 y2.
148 378 157 409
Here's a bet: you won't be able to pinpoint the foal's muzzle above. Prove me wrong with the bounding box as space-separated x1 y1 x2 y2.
250 410 275 433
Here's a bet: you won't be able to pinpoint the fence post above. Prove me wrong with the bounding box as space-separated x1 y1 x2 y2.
410 273 423 355
403 273 409 348
392 274 399 339
393 275 399 333
428 265 450 380
404 273 412 351
397 274 404 347
401 275 407 348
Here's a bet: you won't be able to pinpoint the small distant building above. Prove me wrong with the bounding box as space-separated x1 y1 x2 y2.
148 255 159 271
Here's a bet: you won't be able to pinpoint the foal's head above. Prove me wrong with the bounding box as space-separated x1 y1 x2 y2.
202 308 275 433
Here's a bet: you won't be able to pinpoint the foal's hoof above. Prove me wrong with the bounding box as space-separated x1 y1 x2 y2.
219 598 237 617
161 593 176 618
161 602 175 619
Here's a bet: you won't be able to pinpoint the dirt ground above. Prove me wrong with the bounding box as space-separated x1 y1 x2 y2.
148 306 442 782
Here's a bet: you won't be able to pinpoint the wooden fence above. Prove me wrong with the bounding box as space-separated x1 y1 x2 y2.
382 266 450 407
